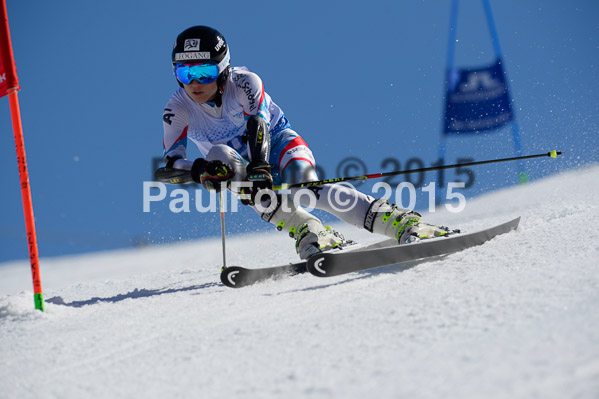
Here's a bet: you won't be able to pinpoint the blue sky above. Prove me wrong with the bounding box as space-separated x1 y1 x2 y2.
1 0 598 262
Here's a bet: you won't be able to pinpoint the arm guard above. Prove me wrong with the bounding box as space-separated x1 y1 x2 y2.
154 167 194 185
155 156 195 184
246 115 271 170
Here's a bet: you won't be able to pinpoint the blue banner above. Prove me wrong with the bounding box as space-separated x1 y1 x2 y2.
444 58 513 134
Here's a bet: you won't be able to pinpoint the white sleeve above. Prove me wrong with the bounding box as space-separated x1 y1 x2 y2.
162 96 190 165
233 70 271 126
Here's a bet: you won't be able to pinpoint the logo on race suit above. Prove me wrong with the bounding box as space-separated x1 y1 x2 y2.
286 147 302 156
184 39 200 51
174 52 210 61
241 81 257 112
163 108 175 125
215 36 225 51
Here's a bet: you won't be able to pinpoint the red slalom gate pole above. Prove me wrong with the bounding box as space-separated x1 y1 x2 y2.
2 0 45 311
8 91 45 311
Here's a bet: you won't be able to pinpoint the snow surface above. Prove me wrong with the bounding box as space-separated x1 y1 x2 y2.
1 165 599 399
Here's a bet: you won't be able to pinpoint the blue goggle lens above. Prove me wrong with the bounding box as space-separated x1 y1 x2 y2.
175 63 220 84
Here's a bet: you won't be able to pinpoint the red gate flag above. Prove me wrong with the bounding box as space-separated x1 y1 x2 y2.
1 0 20 97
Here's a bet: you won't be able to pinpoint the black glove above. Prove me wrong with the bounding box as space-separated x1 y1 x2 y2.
240 162 273 206
191 158 235 192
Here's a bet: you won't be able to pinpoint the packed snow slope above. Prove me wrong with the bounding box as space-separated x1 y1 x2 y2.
1 165 599 399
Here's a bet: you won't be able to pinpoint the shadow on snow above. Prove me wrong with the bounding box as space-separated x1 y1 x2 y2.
46 281 222 308
46 255 449 306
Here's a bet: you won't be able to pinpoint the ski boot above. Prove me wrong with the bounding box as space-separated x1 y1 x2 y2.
295 220 346 259
261 197 346 259
364 199 458 244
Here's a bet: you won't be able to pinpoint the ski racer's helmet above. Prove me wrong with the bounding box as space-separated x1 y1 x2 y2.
171 25 230 88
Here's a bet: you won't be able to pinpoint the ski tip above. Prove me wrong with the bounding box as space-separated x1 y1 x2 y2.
512 216 521 229
220 266 245 288
306 254 330 277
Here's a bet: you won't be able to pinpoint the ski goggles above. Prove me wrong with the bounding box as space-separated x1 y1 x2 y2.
174 63 220 85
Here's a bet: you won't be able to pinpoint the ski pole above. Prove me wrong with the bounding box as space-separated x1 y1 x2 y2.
273 150 563 191
218 190 227 270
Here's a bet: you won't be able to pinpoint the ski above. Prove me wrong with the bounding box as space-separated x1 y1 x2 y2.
220 238 398 288
306 217 520 277
220 262 307 288
220 217 519 287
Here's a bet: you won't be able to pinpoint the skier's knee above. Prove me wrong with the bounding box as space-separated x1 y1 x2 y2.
206 144 237 163
282 159 319 185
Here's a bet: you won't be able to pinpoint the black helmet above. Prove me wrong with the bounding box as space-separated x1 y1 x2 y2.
171 26 230 88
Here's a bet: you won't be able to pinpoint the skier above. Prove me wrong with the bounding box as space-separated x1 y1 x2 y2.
158 25 455 259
